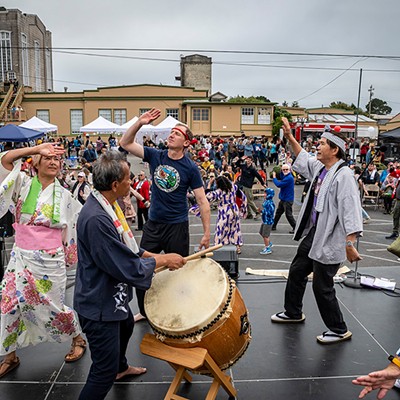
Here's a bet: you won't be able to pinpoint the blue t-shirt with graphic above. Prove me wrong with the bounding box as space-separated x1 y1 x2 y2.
144 147 203 224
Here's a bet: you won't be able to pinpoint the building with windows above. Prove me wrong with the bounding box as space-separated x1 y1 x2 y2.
16 84 275 137
0 7 53 92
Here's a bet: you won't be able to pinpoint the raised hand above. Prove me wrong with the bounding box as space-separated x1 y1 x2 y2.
138 108 161 126
37 143 65 157
281 117 292 138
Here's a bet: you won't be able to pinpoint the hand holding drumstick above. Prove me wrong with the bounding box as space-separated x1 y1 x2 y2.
153 244 223 273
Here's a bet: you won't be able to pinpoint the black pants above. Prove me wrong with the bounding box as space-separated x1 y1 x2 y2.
284 228 348 334
136 220 190 316
137 207 149 230
78 309 134 400
273 200 296 230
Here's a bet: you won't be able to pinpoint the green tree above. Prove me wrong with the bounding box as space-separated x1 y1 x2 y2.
227 95 271 103
291 101 299 108
282 101 288 107
272 106 292 136
365 98 392 115
329 101 364 115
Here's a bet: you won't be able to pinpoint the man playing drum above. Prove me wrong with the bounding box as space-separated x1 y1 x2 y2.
120 109 211 322
74 151 185 400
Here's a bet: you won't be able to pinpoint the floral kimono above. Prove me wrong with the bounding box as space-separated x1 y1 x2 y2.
190 184 247 246
0 154 82 355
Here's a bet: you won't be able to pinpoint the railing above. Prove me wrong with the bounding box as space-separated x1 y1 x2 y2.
0 85 14 120
9 85 24 109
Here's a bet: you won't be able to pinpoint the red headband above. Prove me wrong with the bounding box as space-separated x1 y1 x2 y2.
173 126 189 141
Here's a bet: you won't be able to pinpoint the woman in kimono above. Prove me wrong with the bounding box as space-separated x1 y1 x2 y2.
0 143 86 379
190 175 247 254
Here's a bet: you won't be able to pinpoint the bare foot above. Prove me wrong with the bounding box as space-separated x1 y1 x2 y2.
115 365 147 381
133 313 147 322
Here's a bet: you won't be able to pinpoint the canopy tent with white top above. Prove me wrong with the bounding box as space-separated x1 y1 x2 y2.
79 116 121 133
20 116 58 133
116 116 139 132
135 115 183 144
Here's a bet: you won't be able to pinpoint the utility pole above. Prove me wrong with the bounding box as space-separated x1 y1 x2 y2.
368 85 374 117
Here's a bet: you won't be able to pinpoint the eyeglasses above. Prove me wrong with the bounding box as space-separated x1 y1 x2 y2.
282 169 290 171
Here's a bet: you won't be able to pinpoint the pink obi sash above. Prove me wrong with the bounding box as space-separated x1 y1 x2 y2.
13 223 63 251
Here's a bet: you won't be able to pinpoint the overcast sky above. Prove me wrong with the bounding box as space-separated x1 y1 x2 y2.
3 0 400 114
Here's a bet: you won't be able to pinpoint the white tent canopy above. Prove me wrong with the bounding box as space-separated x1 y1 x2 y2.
135 115 183 144
20 116 58 133
116 116 138 132
80 116 121 133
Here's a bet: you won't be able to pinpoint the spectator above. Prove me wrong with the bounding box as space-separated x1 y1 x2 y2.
260 187 275 255
272 164 296 234
237 156 265 220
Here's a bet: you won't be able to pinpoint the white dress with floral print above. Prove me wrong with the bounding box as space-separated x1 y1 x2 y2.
0 155 82 355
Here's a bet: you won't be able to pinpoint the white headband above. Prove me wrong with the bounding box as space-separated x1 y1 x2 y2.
321 132 346 153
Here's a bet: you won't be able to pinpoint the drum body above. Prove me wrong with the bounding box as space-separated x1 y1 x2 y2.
144 258 251 373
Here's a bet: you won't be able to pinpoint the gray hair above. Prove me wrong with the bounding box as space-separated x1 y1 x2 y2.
92 151 127 191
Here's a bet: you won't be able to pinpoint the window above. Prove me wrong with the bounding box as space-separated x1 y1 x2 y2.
34 41 41 91
193 108 209 121
36 110 50 123
99 109 112 121
241 107 254 124
21 33 29 86
45 48 52 91
139 108 151 115
70 109 83 134
166 108 179 120
113 109 127 125
0 31 12 83
257 107 271 124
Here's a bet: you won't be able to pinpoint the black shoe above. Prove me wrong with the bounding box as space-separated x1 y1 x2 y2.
289 230 295 234
271 226 276 231
385 233 398 239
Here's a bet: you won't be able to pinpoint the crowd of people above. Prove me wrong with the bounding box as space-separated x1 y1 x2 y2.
0 112 399 398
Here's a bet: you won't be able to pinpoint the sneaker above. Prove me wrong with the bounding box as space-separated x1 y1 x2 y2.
316 330 352 344
394 379 400 391
268 242 273 249
254 215 260 221
289 230 295 234
271 226 277 231
271 312 305 323
363 217 371 224
260 247 272 255
386 233 399 239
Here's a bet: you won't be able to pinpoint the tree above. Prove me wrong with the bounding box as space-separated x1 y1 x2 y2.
365 98 392 115
282 101 288 107
329 101 364 115
227 95 271 103
272 106 292 136
291 101 299 108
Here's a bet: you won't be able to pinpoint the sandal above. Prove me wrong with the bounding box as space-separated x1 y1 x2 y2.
65 337 87 363
0 356 20 379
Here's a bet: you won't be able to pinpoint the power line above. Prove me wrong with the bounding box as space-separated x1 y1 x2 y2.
9 46 400 60
295 58 366 102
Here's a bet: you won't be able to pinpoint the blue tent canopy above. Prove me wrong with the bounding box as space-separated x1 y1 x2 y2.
0 124 45 142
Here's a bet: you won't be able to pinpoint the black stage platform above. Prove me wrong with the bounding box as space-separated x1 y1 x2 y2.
1 266 400 399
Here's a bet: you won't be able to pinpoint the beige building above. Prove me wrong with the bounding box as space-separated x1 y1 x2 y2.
1 84 275 137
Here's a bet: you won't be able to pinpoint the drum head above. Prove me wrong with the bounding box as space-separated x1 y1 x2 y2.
145 258 229 335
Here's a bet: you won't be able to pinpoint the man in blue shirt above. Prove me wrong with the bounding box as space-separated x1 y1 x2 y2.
272 163 296 233
74 151 184 400
120 109 210 321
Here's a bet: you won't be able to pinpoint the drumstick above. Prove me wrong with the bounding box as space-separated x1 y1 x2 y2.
184 244 223 262
154 253 214 273
154 244 222 273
